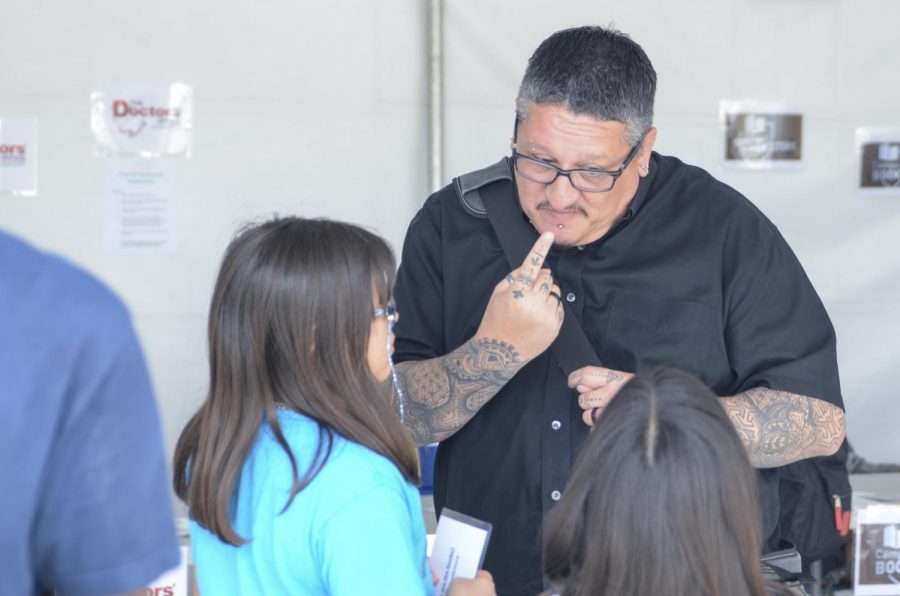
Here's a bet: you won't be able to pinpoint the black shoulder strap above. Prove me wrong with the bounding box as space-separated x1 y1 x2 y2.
458 159 603 375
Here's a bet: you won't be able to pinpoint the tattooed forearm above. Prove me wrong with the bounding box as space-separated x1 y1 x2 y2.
394 337 523 445
720 388 846 468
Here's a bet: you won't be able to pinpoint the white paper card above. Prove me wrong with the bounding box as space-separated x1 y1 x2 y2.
91 82 192 157
147 545 189 596
429 509 492 596
104 159 176 254
0 117 38 196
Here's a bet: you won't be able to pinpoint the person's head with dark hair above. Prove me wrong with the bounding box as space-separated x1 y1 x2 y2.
173 216 418 545
517 25 657 145
510 25 660 249
543 368 771 596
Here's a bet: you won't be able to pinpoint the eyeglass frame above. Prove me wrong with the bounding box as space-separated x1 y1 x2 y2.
373 299 406 421
373 301 398 325
510 114 646 193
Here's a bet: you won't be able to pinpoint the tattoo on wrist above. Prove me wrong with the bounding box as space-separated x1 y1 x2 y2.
396 338 522 444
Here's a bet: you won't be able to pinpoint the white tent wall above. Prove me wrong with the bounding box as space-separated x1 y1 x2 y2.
1 0 897 513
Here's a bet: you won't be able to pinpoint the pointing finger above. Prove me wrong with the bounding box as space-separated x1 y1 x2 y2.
520 232 554 279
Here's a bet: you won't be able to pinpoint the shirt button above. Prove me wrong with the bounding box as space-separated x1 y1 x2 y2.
566 292 576 302
551 490 561 501
551 420 562 430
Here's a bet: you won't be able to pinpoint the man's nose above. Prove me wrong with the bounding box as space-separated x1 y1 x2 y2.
545 173 581 209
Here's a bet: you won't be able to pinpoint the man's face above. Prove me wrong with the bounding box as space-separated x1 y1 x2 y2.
514 102 656 247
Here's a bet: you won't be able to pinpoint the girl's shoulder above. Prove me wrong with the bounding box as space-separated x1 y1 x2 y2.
267 409 410 494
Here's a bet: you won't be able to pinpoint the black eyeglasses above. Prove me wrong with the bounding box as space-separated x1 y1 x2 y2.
511 139 643 193
373 301 398 325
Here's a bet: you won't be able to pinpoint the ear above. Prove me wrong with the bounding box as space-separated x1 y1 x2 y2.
638 127 658 177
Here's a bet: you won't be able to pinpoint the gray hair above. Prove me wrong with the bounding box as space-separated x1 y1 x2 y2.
516 25 657 146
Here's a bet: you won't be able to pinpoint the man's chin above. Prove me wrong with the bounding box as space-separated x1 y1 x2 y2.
537 225 580 248
527 215 588 248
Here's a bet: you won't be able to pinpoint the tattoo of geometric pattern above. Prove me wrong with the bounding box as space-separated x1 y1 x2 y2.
395 337 522 445
720 388 846 468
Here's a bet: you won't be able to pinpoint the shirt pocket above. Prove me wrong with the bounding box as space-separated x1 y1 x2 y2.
601 289 717 374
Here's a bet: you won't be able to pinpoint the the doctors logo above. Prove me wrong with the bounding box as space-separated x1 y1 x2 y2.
143 584 175 596
860 142 900 188
726 113 802 162
111 99 182 138
0 144 27 166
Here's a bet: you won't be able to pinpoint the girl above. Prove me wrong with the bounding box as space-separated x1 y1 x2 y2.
173 217 491 595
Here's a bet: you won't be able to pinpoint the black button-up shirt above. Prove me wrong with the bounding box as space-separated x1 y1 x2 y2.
394 152 843 596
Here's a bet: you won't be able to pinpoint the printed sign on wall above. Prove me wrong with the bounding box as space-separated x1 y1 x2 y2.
855 495 900 595
146 545 189 596
858 128 900 197
91 82 192 157
104 159 177 254
721 101 802 169
0 117 38 196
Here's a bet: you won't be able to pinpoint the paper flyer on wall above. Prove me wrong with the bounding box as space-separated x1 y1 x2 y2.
0 117 38 196
854 493 900 595
857 128 900 197
91 82 192 157
146 545 189 596
721 100 803 169
429 509 492 596
104 159 176 254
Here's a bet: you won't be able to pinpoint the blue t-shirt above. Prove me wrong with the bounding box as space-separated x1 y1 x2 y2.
191 409 434 596
0 231 180 595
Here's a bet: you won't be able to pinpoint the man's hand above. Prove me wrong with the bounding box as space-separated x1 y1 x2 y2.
569 366 634 426
397 232 563 445
474 232 563 362
447 570 495 596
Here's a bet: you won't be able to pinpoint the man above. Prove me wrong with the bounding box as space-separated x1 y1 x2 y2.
393 26 846 595
0 230 180 595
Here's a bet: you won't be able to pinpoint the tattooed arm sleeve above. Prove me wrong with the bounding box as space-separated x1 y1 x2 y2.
394 337 524 446
720 388 846 468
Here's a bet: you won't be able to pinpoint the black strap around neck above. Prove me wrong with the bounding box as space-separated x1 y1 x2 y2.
474 161 602 376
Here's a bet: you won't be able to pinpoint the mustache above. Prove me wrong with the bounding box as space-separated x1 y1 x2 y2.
536 202 587 217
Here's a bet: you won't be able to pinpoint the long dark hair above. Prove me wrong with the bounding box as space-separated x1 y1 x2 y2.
544 368 769 596
173 216 419 545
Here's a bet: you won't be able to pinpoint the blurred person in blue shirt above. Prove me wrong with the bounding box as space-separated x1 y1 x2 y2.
0 229 180 595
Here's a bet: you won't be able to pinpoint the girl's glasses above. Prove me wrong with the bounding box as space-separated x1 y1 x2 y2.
374 300 405 422
373 301 398 325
